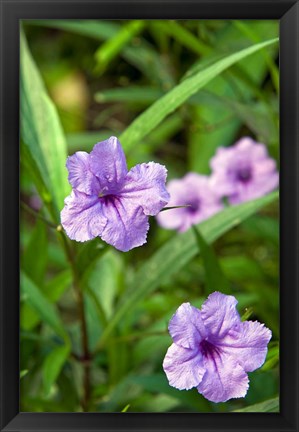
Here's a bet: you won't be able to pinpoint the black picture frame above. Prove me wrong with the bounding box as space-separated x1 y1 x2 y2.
0 1 298 431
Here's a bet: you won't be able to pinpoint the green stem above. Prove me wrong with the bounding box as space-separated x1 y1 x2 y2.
21 200 58 229
58 231 91 412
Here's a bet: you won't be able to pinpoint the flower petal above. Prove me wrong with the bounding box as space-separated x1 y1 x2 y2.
156 174 222 232
209 137 279 204
169 303 207 349
217 320 272 372
89 137 128 194
61 190 107 242
120 162 170 215
100 196 149 252
197 352 249 403
156 179 189 230
163 343 206 390
201 292 241 340
66 151 100 195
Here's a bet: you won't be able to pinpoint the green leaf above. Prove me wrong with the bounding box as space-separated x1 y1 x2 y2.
233 20 279 92
21 220 47 287
119 38 278 151
261 343 279 371
96 191 278 348
151 21 210 56
66 130 113 152
20 303 40 331
192 226 230 294
20 370 29 379
42 344 70 396
27 19 120 40
27 20 174 88
75 239 107 285
234 397 279 412
20 29 70 219
242 215 279 245
20 143 52 207
187 21 279 173
94 20 146 74
241 307 254 321
21 272 69 342
221 256 264 281
95 86 163 105
216 98 278 145
44 269 72 302
121 404 130 413
130 374 210 411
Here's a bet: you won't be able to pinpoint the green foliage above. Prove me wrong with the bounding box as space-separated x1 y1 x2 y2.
42 344 70 395
94 21 146 74
119 38 278 151
20 20 279 413
234 397 279 412
96 192 278 348
20 28 70 219
22 220 48 286
192 226 230 294
21 272 70 343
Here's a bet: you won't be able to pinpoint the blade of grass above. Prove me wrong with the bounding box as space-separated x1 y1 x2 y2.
119 38 278 151
151 21 210 56
95 87 164 105
20 29 70 219
26 20 174 88
94 20 146 74
233 397 279 412
192 226 231 294
233 20 279 92
21 272 70 342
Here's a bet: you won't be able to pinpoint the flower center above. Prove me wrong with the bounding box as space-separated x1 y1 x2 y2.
200 339 221 360
236 167 252 183
99 194 116 205
187 200 200 214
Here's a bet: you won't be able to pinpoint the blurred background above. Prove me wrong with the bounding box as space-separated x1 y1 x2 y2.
20 20 279 413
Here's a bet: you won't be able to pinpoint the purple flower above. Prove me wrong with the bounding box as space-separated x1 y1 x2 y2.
61 136 170 252
163 292 271 403
156 173 223 232
210 137 279 204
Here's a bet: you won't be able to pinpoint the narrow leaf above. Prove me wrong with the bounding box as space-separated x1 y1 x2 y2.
119 38 278 151
192 226 230 294
27 20 174 88
20 370 29 379
75 239 107 284
121 404 130 413
94 20 145 74
20 29 70 218
22 220 47 287
151 21 210 56
42 344 70 395
130 374 209 410
95 86 163 105
21 272 69 341
234 397 279 412
44 269 72 302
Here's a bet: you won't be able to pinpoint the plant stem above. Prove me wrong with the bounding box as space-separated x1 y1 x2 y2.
75 281 91 412
20 200 58 228
58 231 91 412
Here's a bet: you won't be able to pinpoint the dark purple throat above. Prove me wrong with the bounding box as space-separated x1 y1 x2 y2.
200 339 221 360
187 200 200 214
99 194 118 206
236 167 252 183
